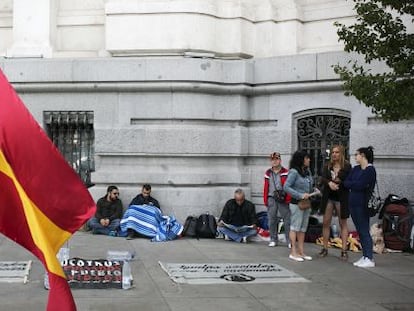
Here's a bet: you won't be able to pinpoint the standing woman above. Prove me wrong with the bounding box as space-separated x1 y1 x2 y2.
319 145 352 260
284 150 314 262
344 146 377 268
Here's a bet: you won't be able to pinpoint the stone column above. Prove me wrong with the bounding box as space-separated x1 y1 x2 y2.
7 0 56 58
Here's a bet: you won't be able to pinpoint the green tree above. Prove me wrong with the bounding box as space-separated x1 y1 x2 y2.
333 0 414 122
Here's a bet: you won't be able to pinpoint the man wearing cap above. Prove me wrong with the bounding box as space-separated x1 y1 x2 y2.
263 152 291 247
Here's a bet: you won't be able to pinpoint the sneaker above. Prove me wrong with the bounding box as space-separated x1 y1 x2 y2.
356 257 375 268
224 235 231 241
288 243 292 249
108 230 118 237
241 236 247 243
289 254 304 262
301 255 313 261
268 241 277 247
353 256 365 266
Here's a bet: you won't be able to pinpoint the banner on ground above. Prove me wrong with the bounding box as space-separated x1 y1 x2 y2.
159 262 309 284
62 258 123 289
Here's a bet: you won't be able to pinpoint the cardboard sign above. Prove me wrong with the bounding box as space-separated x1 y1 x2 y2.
159 262 309 284
62 258 123 289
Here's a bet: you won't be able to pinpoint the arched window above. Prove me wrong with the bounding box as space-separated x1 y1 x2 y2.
294 109 350 179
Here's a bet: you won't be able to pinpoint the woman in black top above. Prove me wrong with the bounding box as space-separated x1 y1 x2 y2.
319 145 351 260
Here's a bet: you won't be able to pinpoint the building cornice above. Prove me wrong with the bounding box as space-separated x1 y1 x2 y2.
12 80 343 95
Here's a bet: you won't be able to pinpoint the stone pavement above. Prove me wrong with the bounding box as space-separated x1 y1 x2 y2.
0 232 413 311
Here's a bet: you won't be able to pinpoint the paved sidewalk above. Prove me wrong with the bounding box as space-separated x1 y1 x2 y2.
0 232 413 311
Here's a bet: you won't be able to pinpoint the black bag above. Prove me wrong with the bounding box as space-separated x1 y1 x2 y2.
381 199 413 251
366 181 382 217
196 214 217 239
273 190 286 203
305 216 322 243
182 216 198 237
271 171 286 203
305 224 322 243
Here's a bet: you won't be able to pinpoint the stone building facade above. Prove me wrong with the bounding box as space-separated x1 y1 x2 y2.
1 0 413 220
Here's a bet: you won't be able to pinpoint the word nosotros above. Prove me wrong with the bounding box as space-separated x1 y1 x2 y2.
62 258 123 285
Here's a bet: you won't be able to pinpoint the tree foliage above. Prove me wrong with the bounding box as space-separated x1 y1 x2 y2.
333 0 414 121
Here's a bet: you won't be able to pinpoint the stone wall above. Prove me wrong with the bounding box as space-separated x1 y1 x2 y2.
2 51 413 221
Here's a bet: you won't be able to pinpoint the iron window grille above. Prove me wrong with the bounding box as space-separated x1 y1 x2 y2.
44 111 95 188
297 114 350 178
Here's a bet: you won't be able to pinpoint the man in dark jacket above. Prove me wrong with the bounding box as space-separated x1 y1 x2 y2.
88 185 123 236
217 188 257 243
125 184 161 239
129 184 160 210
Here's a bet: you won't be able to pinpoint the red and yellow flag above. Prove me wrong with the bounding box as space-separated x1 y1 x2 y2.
0 70 96 310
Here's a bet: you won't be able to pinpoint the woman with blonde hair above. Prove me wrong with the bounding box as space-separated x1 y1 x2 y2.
319 145 351 260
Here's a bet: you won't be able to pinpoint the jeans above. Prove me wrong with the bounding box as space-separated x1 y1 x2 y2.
217 225 257 242
267 197 290 243
88 217 121 235
349 205 373 259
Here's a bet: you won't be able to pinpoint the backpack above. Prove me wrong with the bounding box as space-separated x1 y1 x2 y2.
196 214 217 239
379 194 409 219
182 216 198 238
381 198 413 251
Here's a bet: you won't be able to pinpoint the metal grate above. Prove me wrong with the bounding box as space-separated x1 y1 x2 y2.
44 111 95 188
297 114 350 178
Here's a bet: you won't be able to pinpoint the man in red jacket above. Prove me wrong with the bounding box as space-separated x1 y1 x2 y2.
263 152 291 247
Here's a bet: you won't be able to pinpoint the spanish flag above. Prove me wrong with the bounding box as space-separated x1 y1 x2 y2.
0 70 96 310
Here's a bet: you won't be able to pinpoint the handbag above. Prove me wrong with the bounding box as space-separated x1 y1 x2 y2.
297 172 312 210
298 199 311 210
273 190 286 203
271 171 286 203
367 181 382 217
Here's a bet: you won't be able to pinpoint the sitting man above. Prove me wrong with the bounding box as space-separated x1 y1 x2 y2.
217 188 258 243
129 184 161 210
88 185 123 236
121 184 182 241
